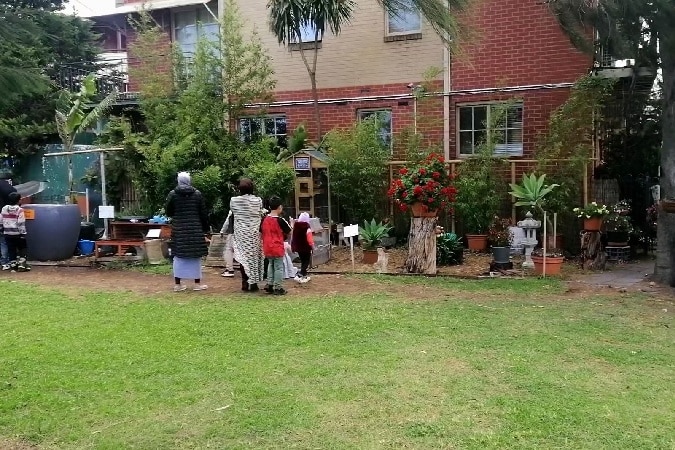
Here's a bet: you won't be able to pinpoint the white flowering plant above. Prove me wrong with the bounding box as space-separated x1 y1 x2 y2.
572 202 610 219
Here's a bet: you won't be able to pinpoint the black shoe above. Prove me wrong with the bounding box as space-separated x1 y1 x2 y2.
241 282 249 292
264 285 274 294
249 283 259 292
273 288 287 296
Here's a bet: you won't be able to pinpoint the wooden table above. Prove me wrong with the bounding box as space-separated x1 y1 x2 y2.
110 222 172 241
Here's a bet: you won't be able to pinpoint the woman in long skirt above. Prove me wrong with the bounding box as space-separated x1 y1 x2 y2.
230 178 265 292
165 172 209 291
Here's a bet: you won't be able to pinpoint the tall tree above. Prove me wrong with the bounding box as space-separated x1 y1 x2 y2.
547 0 675 285
0 0 101 156
267 0 469 141
267 0 355 140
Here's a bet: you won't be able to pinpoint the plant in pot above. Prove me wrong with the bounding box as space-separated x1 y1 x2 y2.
387 152 457 217
454 157 503 252
604 200 633 245
359 219 392 264
530 247 564 276
572 202 610 231
487 216 513 265
436 232 464 266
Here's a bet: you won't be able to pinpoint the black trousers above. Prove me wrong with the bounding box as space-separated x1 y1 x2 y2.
5 235 26 262
298 251 311 277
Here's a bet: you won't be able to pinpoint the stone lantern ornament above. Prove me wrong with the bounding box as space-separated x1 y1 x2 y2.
517 211 541 269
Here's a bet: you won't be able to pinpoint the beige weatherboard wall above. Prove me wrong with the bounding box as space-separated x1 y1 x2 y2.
236 0 446 92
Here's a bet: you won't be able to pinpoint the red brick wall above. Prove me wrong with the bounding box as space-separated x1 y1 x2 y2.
451 0 591 90
257 81 445 159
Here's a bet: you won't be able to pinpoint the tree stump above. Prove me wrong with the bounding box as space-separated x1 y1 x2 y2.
580 230 606 270
405 217 438 274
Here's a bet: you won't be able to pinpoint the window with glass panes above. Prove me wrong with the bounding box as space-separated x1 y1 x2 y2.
357 109 392 151
458 103 523 156
174 3 219 56
386 0 421 35
239 116 288 148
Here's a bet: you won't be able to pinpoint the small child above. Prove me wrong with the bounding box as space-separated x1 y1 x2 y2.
0 192 29 272
219 210 235 277
291 212 314 283
260 196 292 295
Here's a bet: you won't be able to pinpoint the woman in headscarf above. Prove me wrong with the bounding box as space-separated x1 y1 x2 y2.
230 178 265 292
291 212 314 283
165 172 209 291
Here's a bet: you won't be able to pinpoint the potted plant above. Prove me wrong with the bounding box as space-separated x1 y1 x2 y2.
436 232 464 266
572 202 610 231
605 200 633 245
358 219 392 264
454 153 503 252
487 216 513 264
530 247 564 275
388 152 457 218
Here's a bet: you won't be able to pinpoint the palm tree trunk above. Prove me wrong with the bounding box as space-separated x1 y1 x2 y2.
405 217 438 274
309 71 322 140
654 36 675 286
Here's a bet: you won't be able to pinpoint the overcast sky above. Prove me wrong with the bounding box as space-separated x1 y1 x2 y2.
62 0 116 16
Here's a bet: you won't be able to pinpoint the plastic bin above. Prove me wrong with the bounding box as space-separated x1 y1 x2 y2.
77 239 95 256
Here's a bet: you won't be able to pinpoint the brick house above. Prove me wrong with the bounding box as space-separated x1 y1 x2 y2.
84 0 594 163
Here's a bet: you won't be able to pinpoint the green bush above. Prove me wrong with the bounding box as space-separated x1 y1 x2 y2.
244 160 295 203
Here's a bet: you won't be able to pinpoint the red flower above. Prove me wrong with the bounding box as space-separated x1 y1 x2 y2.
399 168 408 175
432 171 440 180
401 191 408 198
413 185 423 196
427 197 435 203
399 203 408 212
419 168 427 176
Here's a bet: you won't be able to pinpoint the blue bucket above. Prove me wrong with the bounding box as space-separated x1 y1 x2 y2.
77 240 95 256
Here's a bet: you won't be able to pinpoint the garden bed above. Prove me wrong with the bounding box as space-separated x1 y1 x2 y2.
319 246 531 277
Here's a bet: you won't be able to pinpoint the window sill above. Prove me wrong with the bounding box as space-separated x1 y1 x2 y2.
384 33 422 43
289 41 322 51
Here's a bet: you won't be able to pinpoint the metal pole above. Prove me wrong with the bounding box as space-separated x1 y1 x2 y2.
85 188 90 221
100 151 109 239
326 167 332 259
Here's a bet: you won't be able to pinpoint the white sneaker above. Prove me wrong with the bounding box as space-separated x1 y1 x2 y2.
221 270 234 277
174 285 187 292
300 276 310 283
193 284 208 291
294 275 303 283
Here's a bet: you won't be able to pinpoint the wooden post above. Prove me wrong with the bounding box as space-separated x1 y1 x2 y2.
405 217 438 274
583 162 589 205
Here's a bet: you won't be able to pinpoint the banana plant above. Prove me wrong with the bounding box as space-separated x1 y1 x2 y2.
509 173 560 220
55 73 118 200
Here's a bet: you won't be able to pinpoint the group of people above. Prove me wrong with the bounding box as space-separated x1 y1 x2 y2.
166 173 314 295
0 177 29 272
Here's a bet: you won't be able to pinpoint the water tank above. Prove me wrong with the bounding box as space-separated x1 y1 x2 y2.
24 204 81 261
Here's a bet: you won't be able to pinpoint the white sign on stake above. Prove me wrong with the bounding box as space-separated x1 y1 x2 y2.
99 205 115 219
343 224 359 272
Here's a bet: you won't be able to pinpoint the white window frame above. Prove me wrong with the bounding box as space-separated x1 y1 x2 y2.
385 0 422 36
456 102 524 157
357 108 393 154
238 115 288 147
172 3 219 57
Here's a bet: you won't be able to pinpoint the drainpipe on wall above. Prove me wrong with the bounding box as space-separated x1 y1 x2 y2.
443 0 454 233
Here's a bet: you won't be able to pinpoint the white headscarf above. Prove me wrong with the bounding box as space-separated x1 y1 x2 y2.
298 212 310 223
177 171 191 186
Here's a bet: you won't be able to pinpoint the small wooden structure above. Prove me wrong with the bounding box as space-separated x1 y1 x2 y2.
284 150 330 222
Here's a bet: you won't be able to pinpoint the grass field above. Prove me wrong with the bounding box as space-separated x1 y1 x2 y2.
0 276 673 449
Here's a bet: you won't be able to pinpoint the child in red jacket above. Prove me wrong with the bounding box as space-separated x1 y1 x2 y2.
260 196 292 295
291 212 314 283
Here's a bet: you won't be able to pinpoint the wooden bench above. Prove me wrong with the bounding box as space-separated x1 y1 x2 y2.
94 239 145 258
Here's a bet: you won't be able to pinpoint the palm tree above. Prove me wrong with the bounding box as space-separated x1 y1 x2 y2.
547 0 675 286
268 0 469 141
55 74 118 200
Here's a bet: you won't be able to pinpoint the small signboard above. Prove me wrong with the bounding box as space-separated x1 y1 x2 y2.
99 205 115 219
24 209 35 220
343 224 359 238
308 217 323 233
294 156 311 171
146 229 162 239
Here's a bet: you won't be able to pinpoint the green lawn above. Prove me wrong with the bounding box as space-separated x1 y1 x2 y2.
0 277 673 449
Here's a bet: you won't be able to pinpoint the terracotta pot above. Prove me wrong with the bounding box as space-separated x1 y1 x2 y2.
532 255 564 276
583 217 603 231
410 202 437 218
466 234 488 252
362 249 379 264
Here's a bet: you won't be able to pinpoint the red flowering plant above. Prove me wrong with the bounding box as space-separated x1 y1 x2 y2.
387 153 457 214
